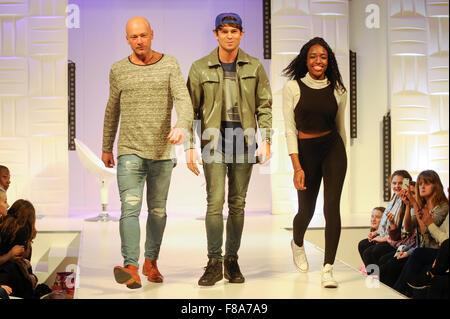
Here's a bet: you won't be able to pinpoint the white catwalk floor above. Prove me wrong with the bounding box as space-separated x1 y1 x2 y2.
35 212 406 299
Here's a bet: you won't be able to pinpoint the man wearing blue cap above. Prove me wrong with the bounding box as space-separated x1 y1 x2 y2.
186 13 272 286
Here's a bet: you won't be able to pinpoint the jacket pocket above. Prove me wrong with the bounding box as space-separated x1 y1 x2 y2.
239 73 257 95
200 72 220 84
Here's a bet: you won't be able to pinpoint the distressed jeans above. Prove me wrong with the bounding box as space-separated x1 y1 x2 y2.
117 154 174 267
202 150 254 260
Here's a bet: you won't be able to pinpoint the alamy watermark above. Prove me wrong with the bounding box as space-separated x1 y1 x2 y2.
66 4 80 29
365 4 380 29
365 264 380 288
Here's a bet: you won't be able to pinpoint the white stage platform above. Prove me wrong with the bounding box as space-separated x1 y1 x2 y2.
34 212 405 299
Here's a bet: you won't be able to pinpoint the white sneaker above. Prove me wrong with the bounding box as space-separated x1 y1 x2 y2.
321 264 338 288
291 239 309 272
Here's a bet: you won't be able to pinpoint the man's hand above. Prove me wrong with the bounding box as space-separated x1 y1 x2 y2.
256 140 271 165
167 127 185 145
102 152 115 168
185 149 203 176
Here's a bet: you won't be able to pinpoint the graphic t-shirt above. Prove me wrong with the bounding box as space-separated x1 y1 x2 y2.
220 62 252 155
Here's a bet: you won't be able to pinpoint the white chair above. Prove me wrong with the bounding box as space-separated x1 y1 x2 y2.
74 138 119 222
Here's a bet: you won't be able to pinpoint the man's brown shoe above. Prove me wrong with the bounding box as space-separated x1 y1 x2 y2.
113 264 142 289
143 258 163 283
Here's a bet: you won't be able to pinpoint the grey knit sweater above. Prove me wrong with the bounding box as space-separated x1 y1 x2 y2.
102 54 193 160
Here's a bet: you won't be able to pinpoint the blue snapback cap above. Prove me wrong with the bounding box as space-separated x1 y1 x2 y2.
215 13 242 29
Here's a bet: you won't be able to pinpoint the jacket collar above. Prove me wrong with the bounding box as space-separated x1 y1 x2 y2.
207 47 250 67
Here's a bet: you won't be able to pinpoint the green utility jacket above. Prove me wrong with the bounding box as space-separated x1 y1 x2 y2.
186 48 273 149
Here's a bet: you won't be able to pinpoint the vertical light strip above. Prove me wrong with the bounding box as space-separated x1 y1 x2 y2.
349 50 357 138
263 0 271 59
68 60 75 150
383 112 391 201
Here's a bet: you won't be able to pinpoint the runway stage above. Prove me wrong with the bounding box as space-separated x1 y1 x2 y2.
34 212 405 300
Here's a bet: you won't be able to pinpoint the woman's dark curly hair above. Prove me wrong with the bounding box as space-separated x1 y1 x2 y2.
282 37 346 94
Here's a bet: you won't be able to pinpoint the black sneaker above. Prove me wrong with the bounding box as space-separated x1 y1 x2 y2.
224 256 245 283
198 258 223 286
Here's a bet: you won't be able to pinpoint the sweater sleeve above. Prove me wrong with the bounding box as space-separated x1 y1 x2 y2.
282 81 299 155
102 66 121 153
186 62 202 149
334 90 347 148
428 212 449 246
168 56 194 147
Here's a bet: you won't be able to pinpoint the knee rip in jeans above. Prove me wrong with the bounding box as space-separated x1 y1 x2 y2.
124 194 141 206
149 207 166 218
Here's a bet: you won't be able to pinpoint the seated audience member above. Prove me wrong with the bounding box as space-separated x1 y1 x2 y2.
360 170 412 267
0 188 25 275
377 201 417 287
379 171 448 288
405 224 448 298
422 239 449 299
0 165 11 192
0 188 9 220
397 186 449 298
0 200 38 299
358 206 385 271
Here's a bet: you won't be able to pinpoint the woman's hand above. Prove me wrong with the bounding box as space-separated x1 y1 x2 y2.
8 245 25 260
371 236 386 243
368 231 378 241
399 189 410 205
1 285 12 295
387 212 396 230
420 206 434 227
416 210 428 234
396 251 409 260
293 169 307 191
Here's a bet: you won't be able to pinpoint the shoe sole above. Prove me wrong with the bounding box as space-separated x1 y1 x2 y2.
291 241 309 273
114 268 142 289
322 282 338 288
198 274 223 286
224 273 245 283
407 282 430 290
143 267 164 283
224 267 245 283
147 276 163 283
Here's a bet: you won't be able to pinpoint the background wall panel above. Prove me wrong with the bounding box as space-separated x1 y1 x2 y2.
0 0 68 217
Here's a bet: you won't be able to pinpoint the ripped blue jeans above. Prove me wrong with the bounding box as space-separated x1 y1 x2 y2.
117 154 174 267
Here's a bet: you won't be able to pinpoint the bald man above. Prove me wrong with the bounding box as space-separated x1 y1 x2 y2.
102 17 193 289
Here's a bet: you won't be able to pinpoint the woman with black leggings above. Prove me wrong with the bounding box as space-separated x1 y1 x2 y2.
282 37 347 288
